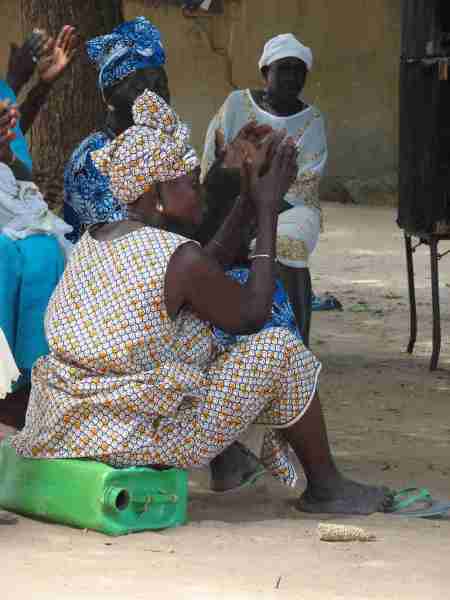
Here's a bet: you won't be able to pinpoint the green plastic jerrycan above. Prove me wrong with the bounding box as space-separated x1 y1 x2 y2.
0 439 188 536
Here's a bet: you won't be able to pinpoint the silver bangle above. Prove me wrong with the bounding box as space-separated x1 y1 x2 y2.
250 254 273 260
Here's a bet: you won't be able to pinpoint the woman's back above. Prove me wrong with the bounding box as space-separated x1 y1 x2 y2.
46 226 216 375
12 226 218 463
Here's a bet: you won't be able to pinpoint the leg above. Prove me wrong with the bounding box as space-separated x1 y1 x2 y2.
404 234 417 354
282 395 393 515
0 384 30 430
278 264 312 347
210 441 264 493
429 238 441 371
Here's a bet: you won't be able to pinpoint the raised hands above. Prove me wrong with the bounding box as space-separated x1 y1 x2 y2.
38 25 79 84
241 130 298 218
6 25 79 94
215 122 273 171
6 29 48 94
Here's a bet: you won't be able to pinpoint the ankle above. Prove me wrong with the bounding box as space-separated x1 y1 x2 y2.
306 468 344 497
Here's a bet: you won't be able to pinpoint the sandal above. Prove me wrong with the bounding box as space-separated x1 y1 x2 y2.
387 487 450 518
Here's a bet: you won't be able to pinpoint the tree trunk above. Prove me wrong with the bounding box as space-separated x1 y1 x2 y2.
20 0 124 211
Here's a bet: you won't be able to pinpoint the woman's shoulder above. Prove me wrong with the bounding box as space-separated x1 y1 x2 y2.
77 226 195 266
221 89 249 109
66 132 110 174
115 226 196 255
305 104 325 122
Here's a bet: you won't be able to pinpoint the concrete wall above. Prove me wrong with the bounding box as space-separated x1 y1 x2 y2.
0 0 402 201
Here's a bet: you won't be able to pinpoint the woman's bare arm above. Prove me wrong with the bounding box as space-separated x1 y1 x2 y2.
165 141 298 334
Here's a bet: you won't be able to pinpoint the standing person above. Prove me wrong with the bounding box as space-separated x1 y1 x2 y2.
63 17 262 493
201 34 327 345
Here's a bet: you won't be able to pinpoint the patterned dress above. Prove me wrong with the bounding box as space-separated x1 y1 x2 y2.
12 227 321 487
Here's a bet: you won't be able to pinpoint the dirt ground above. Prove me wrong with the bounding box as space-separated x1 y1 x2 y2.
1 202 449 600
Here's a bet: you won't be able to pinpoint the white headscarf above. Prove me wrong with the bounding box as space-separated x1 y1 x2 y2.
258 33 313 72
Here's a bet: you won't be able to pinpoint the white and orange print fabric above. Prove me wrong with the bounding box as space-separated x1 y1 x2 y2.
92 90 199 205
12 227 321 487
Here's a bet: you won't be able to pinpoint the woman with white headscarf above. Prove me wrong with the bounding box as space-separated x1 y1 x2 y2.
201 33 328 345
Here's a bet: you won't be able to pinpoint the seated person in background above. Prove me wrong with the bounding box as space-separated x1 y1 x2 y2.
0 152 72 430
12 91 393 516
64 17 170 242
201 33 328 345
0 27 77 429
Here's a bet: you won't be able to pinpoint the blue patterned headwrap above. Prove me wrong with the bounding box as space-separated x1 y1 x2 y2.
86 17 166 91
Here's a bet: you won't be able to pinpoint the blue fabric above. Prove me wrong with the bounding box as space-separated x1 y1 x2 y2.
312 293 342 312
213 267 302 347
0 234 65 370
63 131 126 242
86 17 166 90
0 80 33 171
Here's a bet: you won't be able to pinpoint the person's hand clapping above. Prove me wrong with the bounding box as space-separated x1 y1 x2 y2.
38 25 79 84
6 29 48 94
215 122 274 171
241 131 298 220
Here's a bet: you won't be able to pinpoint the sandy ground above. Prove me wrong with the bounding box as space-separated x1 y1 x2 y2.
1 202 450 599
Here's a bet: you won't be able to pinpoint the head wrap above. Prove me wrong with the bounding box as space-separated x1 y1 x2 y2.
258 33 313 72
92 90 199 205
86 17 166 90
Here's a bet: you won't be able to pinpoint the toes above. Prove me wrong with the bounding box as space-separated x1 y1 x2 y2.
379 488 395 512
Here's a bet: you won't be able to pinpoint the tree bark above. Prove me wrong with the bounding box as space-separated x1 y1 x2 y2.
20 0 124 211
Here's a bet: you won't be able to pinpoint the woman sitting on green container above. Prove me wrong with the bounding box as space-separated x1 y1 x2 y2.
12 91 392 516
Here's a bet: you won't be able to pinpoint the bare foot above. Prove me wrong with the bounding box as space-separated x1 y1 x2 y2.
210 442 264 493
297 477 394 516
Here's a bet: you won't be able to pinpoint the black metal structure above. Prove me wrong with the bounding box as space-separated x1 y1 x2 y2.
399 0 450 370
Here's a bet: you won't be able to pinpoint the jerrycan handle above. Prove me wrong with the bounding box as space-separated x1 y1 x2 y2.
131 490 179 513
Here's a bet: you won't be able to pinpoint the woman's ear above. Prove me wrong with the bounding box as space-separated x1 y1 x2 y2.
261 66 269 81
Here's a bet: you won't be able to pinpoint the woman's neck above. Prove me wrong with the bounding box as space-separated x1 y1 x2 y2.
126 209 195 238
252 90 305 117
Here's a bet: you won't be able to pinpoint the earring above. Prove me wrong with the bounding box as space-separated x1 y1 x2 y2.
107 104 115 112
156 202 164 214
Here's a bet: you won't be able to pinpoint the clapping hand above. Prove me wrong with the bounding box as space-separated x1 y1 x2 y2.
6 29 48 94
215 122 274 171
241 131 298 218
38 25 79 84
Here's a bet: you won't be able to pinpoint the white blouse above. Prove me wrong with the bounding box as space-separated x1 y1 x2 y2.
201 89 328 214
